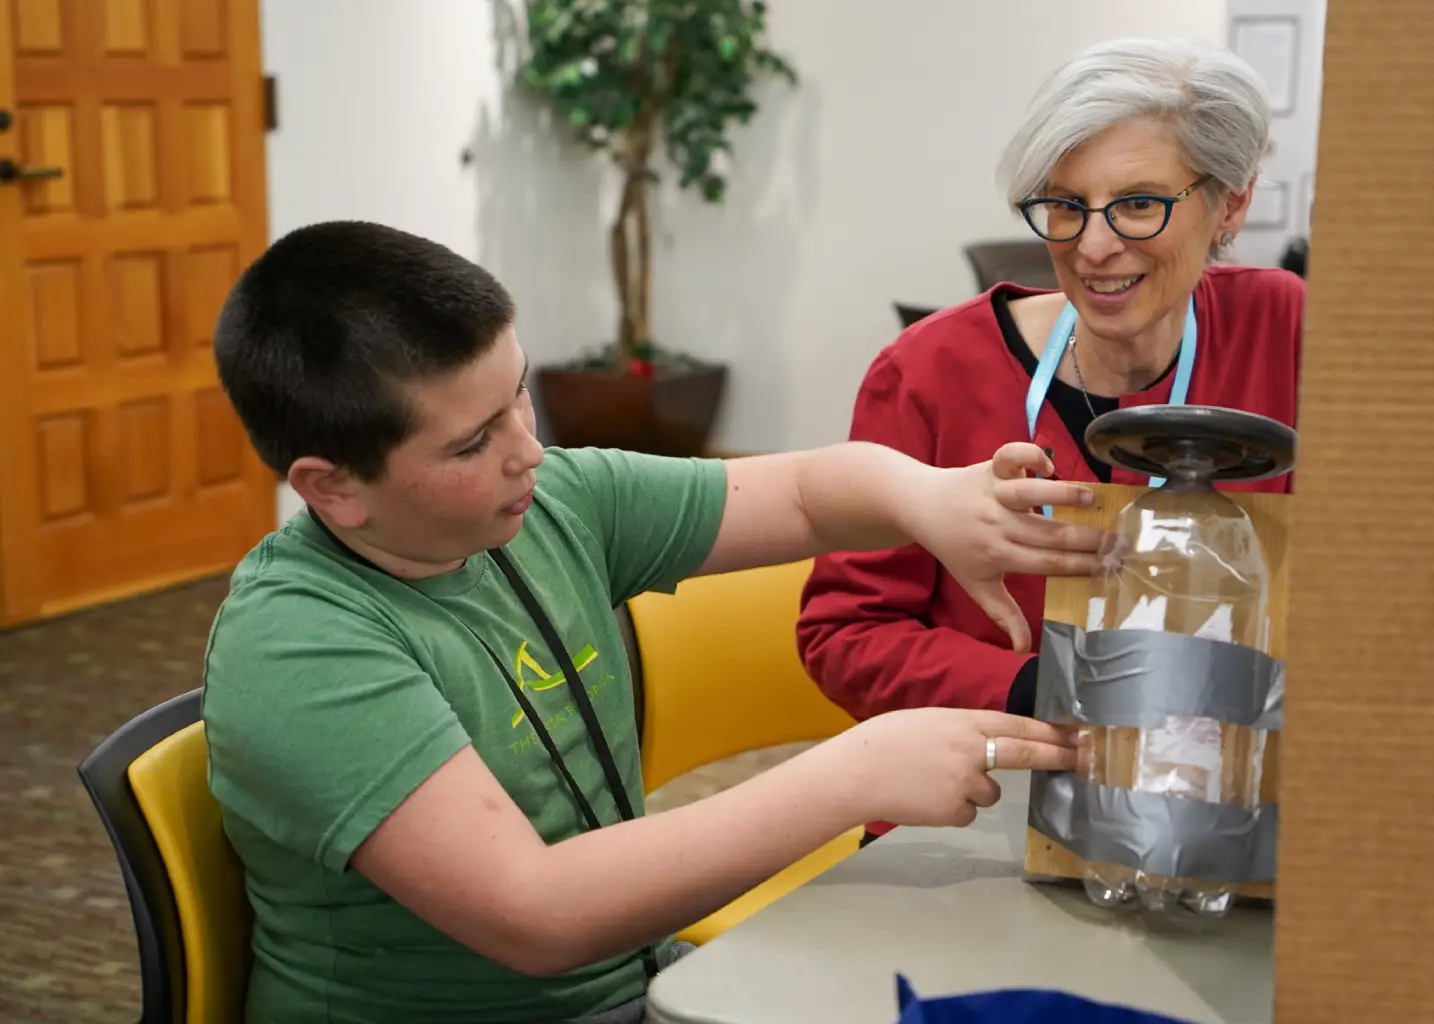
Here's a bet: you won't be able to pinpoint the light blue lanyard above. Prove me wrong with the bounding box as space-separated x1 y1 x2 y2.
1024 297 1197 513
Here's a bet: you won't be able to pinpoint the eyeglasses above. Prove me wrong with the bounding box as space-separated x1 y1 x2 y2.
1017 174 1214 242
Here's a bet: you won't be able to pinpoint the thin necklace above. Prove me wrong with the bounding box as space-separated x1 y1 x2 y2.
1065 331 1099 418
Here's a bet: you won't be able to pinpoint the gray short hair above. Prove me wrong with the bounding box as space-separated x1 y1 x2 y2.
998 37 1272 208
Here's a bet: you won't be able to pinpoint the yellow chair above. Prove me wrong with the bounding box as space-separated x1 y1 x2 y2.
623 558 862 944
77 687 250 1024
77 560 859 1016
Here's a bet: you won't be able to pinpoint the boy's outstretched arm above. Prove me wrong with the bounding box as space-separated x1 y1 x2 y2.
352 705 1077 979
695 441 1106 653
348 441 1098 980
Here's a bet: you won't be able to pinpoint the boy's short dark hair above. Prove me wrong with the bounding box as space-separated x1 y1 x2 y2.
215 220 515 481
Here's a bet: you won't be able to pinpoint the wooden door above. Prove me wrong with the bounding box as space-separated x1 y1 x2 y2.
0 0 274 627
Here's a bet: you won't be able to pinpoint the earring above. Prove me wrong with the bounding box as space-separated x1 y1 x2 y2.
1219 231 1235 247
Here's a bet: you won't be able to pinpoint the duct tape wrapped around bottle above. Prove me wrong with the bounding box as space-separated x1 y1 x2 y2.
1024 404 1297 918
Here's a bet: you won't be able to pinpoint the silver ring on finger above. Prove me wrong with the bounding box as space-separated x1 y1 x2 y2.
985 737 998 772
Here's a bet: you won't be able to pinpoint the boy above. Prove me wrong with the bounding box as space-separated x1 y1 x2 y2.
203 221 1102 1024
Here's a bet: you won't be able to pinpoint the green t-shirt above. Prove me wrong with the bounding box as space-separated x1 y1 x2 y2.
202 446 728 1024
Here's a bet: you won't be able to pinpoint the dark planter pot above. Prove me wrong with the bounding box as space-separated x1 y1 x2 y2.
536 360 729 457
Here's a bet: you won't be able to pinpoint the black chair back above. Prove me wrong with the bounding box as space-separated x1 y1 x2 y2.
964 240 1058 292
893 302 940 328
77 688 203 1024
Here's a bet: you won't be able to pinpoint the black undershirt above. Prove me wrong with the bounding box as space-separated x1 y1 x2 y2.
991 288 1178 715
991 289 1178 483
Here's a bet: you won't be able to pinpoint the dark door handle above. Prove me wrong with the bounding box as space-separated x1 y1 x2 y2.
0 158 65 184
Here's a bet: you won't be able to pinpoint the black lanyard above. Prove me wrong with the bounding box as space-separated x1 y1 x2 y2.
307 513 659 979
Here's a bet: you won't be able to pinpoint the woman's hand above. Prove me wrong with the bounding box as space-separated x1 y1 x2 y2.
831 707 1079 828
901 442 1108 653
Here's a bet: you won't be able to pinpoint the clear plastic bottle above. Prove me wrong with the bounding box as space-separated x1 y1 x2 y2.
1079 439 1275 918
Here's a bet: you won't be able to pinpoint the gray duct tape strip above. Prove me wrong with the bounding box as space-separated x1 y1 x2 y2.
1036 620 1284 731
1028 772 1279 884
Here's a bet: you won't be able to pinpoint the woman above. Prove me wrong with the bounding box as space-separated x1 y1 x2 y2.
795 37 1304 844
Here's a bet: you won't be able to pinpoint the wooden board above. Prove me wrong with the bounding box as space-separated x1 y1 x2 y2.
1272 2 1434 1018
1023 482 1293 901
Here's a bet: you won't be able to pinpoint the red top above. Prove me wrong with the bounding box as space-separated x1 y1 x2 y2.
796 265 1304 834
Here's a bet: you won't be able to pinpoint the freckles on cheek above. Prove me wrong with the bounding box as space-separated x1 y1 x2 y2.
394 468 456 515
425 461 497 511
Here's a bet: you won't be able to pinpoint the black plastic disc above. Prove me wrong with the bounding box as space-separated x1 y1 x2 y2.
1084 405 1297 482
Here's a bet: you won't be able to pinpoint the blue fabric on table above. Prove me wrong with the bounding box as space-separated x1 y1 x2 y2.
894 974 1200 1023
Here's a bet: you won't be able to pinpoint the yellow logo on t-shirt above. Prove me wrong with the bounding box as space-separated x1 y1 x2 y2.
509 639 600 728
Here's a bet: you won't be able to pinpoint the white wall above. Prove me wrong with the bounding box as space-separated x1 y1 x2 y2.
670 1 1232 451
260 0 1236 525
260 1 496 265
1224 0 1326 268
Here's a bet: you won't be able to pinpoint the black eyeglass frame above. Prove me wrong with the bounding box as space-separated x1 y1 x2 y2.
1017 174 1215 242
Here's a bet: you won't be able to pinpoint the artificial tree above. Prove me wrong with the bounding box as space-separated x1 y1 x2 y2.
515 0 795 453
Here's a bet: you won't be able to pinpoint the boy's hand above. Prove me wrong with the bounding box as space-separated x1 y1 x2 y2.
902 442 1106 653
833 707 1079 827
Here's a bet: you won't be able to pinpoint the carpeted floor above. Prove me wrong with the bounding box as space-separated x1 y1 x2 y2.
0 576 228 1024
0 577 805 1023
